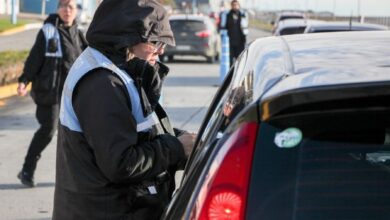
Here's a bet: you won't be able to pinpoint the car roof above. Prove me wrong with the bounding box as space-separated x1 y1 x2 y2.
278 11 305 18
277 19 324 29
169 14 208 21
241 31 390 102
305 22 389 32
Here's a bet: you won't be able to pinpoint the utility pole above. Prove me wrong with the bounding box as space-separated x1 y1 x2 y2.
357 0 361 17
11 0 17 24
357 0 364 23
41 0 46 17
192 0 197 14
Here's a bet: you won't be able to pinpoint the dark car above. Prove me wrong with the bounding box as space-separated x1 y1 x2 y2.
162 14 220 63
304 21 389 33
162 31 390 220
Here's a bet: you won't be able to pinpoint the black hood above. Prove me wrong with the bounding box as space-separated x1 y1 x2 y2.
86 0 175 64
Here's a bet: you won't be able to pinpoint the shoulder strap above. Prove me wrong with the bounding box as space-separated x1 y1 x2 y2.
154 103 175 136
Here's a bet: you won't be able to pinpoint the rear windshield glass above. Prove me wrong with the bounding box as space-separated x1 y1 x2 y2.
280 16 304 21
248 109 390 220
310 29 349 33
280 26 306 35
169 20 205 32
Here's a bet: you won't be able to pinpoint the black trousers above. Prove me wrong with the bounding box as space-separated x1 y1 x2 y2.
229 43 245 66
22 104 59 175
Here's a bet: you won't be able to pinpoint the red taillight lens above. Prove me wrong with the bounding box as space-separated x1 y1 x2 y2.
191 122 259 220
208 191 242 220
196 30 211 38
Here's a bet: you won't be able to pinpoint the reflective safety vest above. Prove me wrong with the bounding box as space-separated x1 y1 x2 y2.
42 23 63 57
220 10 249 35
59 47 160 133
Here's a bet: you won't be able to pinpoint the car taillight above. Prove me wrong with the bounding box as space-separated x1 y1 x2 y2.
196 30 211 38
190 122 258 220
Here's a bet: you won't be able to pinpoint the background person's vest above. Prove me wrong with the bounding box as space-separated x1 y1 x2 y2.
42 23 63 57
59 47 160 133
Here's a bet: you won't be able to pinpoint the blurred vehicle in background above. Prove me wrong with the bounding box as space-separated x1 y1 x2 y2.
76 3 89 25
273 19 324 36
304 21 389 33
161 31 390 220
162 14 220 63
272 11 306 33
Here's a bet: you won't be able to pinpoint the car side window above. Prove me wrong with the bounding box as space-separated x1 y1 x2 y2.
198 50 252 146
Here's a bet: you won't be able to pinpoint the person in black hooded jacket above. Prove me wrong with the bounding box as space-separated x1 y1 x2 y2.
52 0 196 219
16 0 87 187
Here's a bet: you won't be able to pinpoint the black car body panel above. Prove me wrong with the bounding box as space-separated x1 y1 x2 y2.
162 31 390 220
304 21 389 33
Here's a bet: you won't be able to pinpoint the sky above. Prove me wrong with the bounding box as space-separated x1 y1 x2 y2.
243 0 390 16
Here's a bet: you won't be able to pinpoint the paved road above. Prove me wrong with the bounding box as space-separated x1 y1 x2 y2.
0 29 39 52
0 28 270 219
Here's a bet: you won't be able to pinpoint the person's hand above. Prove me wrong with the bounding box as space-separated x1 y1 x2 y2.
178 132 197 158
17 83 28 96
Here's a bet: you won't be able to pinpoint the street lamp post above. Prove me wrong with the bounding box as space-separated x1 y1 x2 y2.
41 0 46 17
192 0 197 14
11 0 17 24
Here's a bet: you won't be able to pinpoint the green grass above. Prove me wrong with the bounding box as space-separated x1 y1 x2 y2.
0 50 29 68
0 18 28 32
249 19 273 32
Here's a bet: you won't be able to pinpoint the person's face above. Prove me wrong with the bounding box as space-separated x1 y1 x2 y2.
57 0 77 26
132 42 166 65
231 2 240 11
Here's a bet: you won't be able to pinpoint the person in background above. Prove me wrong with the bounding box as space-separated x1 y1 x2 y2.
220 0 249 65
52 0 196 219
16 0 87 187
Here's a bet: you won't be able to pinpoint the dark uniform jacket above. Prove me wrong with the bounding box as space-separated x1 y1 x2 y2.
53 1 184 219
226 10 247 47
54 60 186 220
18 14 87 105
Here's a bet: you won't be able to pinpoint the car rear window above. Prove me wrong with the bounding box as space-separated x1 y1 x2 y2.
247 109 390 220
309 29 349 33
280 15 304 21
169 20 206 32
280 26 306 35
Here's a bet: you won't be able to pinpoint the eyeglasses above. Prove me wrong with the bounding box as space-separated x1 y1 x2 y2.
59 4 76 10
149 41 167 53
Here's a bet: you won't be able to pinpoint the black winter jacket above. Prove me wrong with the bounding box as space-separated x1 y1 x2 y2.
226 10 246 46
18 14 87 105
53 60 186 220
53 1 182 218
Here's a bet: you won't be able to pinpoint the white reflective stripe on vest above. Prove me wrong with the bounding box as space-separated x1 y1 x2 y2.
42 23 63 57
137 112 160 132
60 47 157 133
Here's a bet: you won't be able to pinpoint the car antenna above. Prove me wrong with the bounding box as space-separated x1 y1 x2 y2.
349 10 353 31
